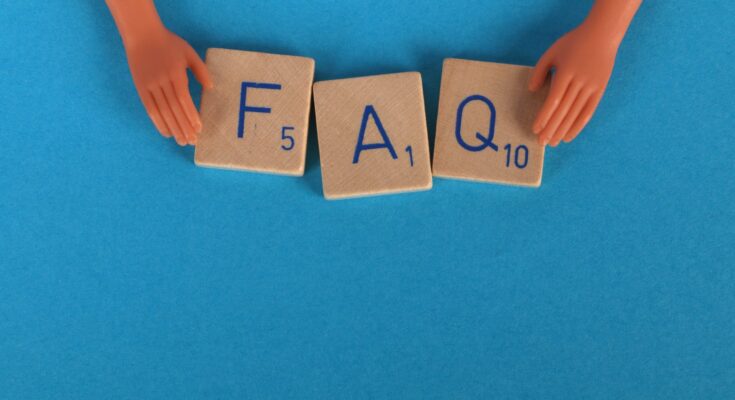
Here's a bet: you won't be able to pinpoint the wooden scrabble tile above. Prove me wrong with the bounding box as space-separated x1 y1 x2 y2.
313 72 433 200
432 58 549 187
194 48 315 176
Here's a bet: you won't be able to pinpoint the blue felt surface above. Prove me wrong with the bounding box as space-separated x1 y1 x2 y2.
1 1 734 398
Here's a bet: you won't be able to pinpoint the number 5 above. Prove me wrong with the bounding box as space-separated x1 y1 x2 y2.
281 126 295 151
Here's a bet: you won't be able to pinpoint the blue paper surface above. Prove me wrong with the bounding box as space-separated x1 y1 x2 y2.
1 1 734 398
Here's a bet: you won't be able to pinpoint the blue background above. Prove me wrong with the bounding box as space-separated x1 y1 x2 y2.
1 1 734 398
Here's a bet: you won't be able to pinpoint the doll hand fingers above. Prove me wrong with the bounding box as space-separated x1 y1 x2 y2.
139 90 171 138
533 71 572 135
552 88 595 145
152 87 186 146
539 80 583 146
172 71 202 133
162 81 196 145
564 92 603 143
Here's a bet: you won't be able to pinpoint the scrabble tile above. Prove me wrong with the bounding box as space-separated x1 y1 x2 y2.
432 58 549 187
313 72 433 200
194 48 315 176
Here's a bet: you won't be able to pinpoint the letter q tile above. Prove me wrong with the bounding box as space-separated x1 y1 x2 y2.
432 58 548 187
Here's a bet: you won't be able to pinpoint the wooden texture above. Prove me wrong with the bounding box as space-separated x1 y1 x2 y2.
432 59 548 187
313 72 432 200
194 48 315 176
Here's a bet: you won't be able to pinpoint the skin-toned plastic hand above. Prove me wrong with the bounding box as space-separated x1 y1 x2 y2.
106 0 213 146
529 0 641 147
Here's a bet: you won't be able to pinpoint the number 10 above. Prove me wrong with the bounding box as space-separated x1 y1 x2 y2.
504 144 529 169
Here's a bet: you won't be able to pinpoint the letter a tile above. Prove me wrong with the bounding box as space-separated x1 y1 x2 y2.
195 48 315 176
313 73 433 200
433 59 548 187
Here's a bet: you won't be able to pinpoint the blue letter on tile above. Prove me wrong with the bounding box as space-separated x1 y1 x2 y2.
353 105 398 164
455 95 499 152
238 81 282 139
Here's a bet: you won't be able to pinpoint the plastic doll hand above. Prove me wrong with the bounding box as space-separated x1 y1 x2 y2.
124 28 213 146
528 23 618 147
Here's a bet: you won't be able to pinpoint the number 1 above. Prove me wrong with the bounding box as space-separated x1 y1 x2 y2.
405 145 414 167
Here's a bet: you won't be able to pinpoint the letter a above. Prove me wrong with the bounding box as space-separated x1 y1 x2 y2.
353 105 398 164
